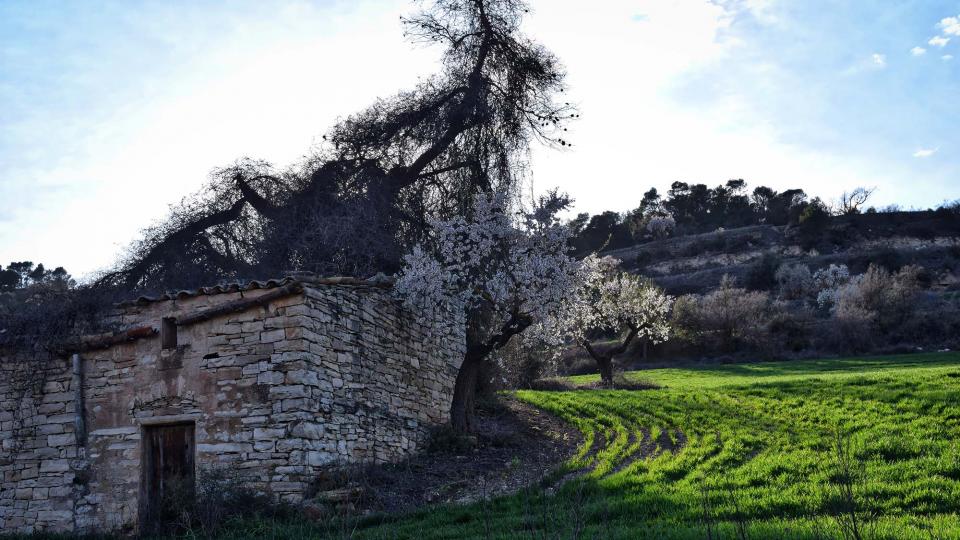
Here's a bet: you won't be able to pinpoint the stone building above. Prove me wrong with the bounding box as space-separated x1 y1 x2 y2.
0 276 465 533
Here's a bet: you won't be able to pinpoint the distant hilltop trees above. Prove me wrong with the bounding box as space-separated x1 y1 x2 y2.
568 180 887 254
0 262 72 292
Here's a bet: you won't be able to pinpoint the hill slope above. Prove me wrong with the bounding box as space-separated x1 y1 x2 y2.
604 211 960 295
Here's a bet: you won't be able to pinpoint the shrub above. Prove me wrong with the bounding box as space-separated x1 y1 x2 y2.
822 303 876 353
813 264 850 291
798 199 831 248
775 263 814 300
144 466 289 536
494 334 560 389
671 275 770 353
646 215 676 239
813 264 851 310
746 253 781 291
870 248 905 272
832 264 922 334
766 302 814 353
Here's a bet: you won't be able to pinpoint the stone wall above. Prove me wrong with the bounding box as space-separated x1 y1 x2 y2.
0 353 80 532
0 282 464 533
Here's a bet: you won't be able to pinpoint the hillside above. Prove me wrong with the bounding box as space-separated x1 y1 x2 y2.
604 211 960 296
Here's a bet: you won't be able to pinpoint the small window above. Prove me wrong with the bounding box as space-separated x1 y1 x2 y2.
161 317 178 350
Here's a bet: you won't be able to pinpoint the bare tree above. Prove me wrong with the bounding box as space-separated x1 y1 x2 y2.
837 187 875 216
102 0 575 294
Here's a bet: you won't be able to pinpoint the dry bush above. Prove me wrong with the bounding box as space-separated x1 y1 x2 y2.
192 467 288 535
764 301 815 354
815 264 924 352
671 275 770 353
833 264 921 333
821 304 876 354
775 263 814 300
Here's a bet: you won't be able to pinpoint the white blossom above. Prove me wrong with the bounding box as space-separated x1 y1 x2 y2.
395 191 583 335
646 215 676 239
813 264 850 291
538 256 673 349
813 264 850 309
816 288 839 310
775 263 813 300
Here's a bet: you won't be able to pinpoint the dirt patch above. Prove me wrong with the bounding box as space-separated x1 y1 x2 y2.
308 397 581 515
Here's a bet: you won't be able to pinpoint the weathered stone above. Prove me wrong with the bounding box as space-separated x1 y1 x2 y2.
38 461 70 473
46 434 74 447
0 280 465 534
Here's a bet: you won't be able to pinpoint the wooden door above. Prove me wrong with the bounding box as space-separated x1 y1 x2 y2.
141 423 195 529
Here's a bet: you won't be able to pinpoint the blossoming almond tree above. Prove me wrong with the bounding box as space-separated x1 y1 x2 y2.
544 256 673 386
396 191 586 431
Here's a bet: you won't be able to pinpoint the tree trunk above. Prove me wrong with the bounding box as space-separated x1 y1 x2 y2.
582 328 638 388
596 355 615 387
449 306 533 433
449 349 484 433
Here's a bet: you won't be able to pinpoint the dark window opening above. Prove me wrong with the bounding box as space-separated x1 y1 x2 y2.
161 318 177 350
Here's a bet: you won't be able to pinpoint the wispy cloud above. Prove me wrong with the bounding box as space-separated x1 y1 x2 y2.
911 46 926 56
846 52 888 73
944 54 954 61
913 147 938 158
929 35 950 47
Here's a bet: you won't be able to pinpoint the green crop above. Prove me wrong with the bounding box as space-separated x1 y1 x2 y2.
218 352 960 539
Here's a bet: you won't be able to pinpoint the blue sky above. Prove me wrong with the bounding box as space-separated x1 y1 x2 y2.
1 1 958 278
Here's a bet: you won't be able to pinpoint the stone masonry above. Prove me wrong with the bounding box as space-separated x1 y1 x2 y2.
0 277 465 533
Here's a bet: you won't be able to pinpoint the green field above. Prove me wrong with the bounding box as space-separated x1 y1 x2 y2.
244 353 960 539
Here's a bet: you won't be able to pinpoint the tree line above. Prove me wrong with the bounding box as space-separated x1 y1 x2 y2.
568 180 872 254
0 262 72 292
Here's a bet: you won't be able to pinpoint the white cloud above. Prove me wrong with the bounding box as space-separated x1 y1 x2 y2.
939 15 960 36
943 54 954 61
910 46 926 56
913 147 938 158
928 35 950 47
871 53 886 66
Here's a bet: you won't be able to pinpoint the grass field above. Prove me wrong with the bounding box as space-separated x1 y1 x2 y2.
235 353 960 539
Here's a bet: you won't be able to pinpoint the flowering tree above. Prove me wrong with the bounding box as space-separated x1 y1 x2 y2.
645 215 676 239
542 256 673 386
813 264 851 309
396 191 584 431
775 263 814 300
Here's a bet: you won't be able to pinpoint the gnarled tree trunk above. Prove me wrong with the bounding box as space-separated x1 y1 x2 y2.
595 355 615 387
449 349 484 432
582 327 639 388
449 306 532 432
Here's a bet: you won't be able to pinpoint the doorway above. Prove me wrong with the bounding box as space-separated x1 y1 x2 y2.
141 422 195 530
